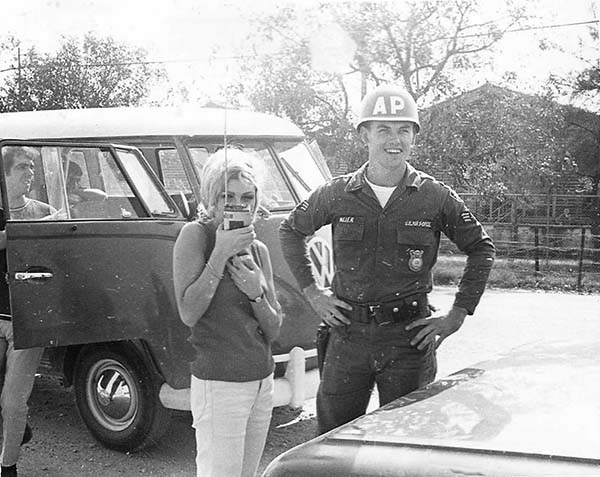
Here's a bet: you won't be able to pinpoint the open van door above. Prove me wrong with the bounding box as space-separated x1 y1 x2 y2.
0 141 186 353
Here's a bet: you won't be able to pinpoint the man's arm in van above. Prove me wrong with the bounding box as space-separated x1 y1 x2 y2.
71 188 108 203
43 208 68 220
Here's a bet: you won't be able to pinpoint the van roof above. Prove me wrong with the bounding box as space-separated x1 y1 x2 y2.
0 106 305 139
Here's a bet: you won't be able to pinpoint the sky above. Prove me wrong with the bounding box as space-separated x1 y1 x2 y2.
1 0 598 107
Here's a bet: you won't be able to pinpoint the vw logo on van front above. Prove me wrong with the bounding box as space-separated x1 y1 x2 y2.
307 236 334 288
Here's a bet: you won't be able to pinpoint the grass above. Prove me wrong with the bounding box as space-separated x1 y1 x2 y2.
434 254 600 293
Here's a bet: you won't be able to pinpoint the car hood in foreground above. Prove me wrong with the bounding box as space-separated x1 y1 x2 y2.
264 339 600 476
333 339 600 460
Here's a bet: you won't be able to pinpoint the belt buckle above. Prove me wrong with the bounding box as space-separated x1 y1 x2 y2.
368 304 391 326
367 304 380 320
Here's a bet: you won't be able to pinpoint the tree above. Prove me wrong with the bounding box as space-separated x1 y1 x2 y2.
571 60 600 241
224 5 362 174
413 84 570 198
335 0 526 100
226 0 529 173
572 58 600 189
0 33 165 111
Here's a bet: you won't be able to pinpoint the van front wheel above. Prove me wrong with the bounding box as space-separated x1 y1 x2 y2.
74 344 171 452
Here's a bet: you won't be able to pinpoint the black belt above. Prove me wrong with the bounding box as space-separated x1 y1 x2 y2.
342 293 429 326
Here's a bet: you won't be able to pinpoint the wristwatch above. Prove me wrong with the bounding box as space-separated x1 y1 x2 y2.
249 292 264 303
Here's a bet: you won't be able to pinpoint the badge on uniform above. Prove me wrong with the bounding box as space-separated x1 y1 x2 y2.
408 249 424 272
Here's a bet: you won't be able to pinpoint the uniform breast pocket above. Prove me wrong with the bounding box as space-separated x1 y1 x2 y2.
395 227 435 275
333 216 365 271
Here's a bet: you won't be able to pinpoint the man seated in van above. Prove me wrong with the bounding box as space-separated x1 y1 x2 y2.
0 146 49 477
64 161 109 219
65 161 107 206
4 146 58 221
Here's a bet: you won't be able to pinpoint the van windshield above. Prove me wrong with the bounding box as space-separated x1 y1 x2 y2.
187 142 295 211
188 140 327 210
157 139 328 212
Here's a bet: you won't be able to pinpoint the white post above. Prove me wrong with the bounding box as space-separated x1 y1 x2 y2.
285 347 306 408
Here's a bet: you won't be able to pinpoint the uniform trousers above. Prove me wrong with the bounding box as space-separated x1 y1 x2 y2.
0 320 43 466
317 320 436 434
191 373 273 477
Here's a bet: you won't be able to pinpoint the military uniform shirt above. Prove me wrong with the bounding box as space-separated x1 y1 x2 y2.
279 162 495 314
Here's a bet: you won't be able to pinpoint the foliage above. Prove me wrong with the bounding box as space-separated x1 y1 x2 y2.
571 62 600 195
573 19 600 112
576 64 600 99
412 84 571 199
0 33 165 111
226 0 528 174
564 108 600 182
569 40 600 230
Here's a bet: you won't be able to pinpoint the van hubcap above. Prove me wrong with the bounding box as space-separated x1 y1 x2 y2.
86 358 138 431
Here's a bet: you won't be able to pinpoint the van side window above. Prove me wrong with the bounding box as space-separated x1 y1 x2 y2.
157 148 202 219
1 145 168 221
115 149 175 217
158 149 191 194
157 148 209 193
62 147 143 219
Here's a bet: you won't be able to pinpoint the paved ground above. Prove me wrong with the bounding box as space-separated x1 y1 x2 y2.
13 287 600 476
433 287 600 379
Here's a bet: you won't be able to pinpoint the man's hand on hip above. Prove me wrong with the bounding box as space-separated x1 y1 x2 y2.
405 305 468 350
303 283 352 327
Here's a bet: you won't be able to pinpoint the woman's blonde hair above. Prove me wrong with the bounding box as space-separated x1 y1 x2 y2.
199 147 261 220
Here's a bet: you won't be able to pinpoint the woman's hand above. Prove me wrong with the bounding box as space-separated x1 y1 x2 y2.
213 224 256 260
226 254 264 299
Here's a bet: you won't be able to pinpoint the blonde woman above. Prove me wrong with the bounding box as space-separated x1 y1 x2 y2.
173 148 282 477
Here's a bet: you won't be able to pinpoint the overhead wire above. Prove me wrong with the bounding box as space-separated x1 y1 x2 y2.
0 18 597 73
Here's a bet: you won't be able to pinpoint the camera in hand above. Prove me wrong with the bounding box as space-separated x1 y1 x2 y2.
223 204 252 230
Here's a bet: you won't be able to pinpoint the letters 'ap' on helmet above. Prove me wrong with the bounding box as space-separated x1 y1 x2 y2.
355 85 420 133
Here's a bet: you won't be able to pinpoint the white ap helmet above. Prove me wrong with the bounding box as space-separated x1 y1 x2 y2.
355 84 420 133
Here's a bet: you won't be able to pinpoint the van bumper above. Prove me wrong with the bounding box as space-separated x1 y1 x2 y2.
158 347 319 411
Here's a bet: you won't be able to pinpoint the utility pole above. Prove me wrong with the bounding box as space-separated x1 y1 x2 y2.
17 47 22 111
